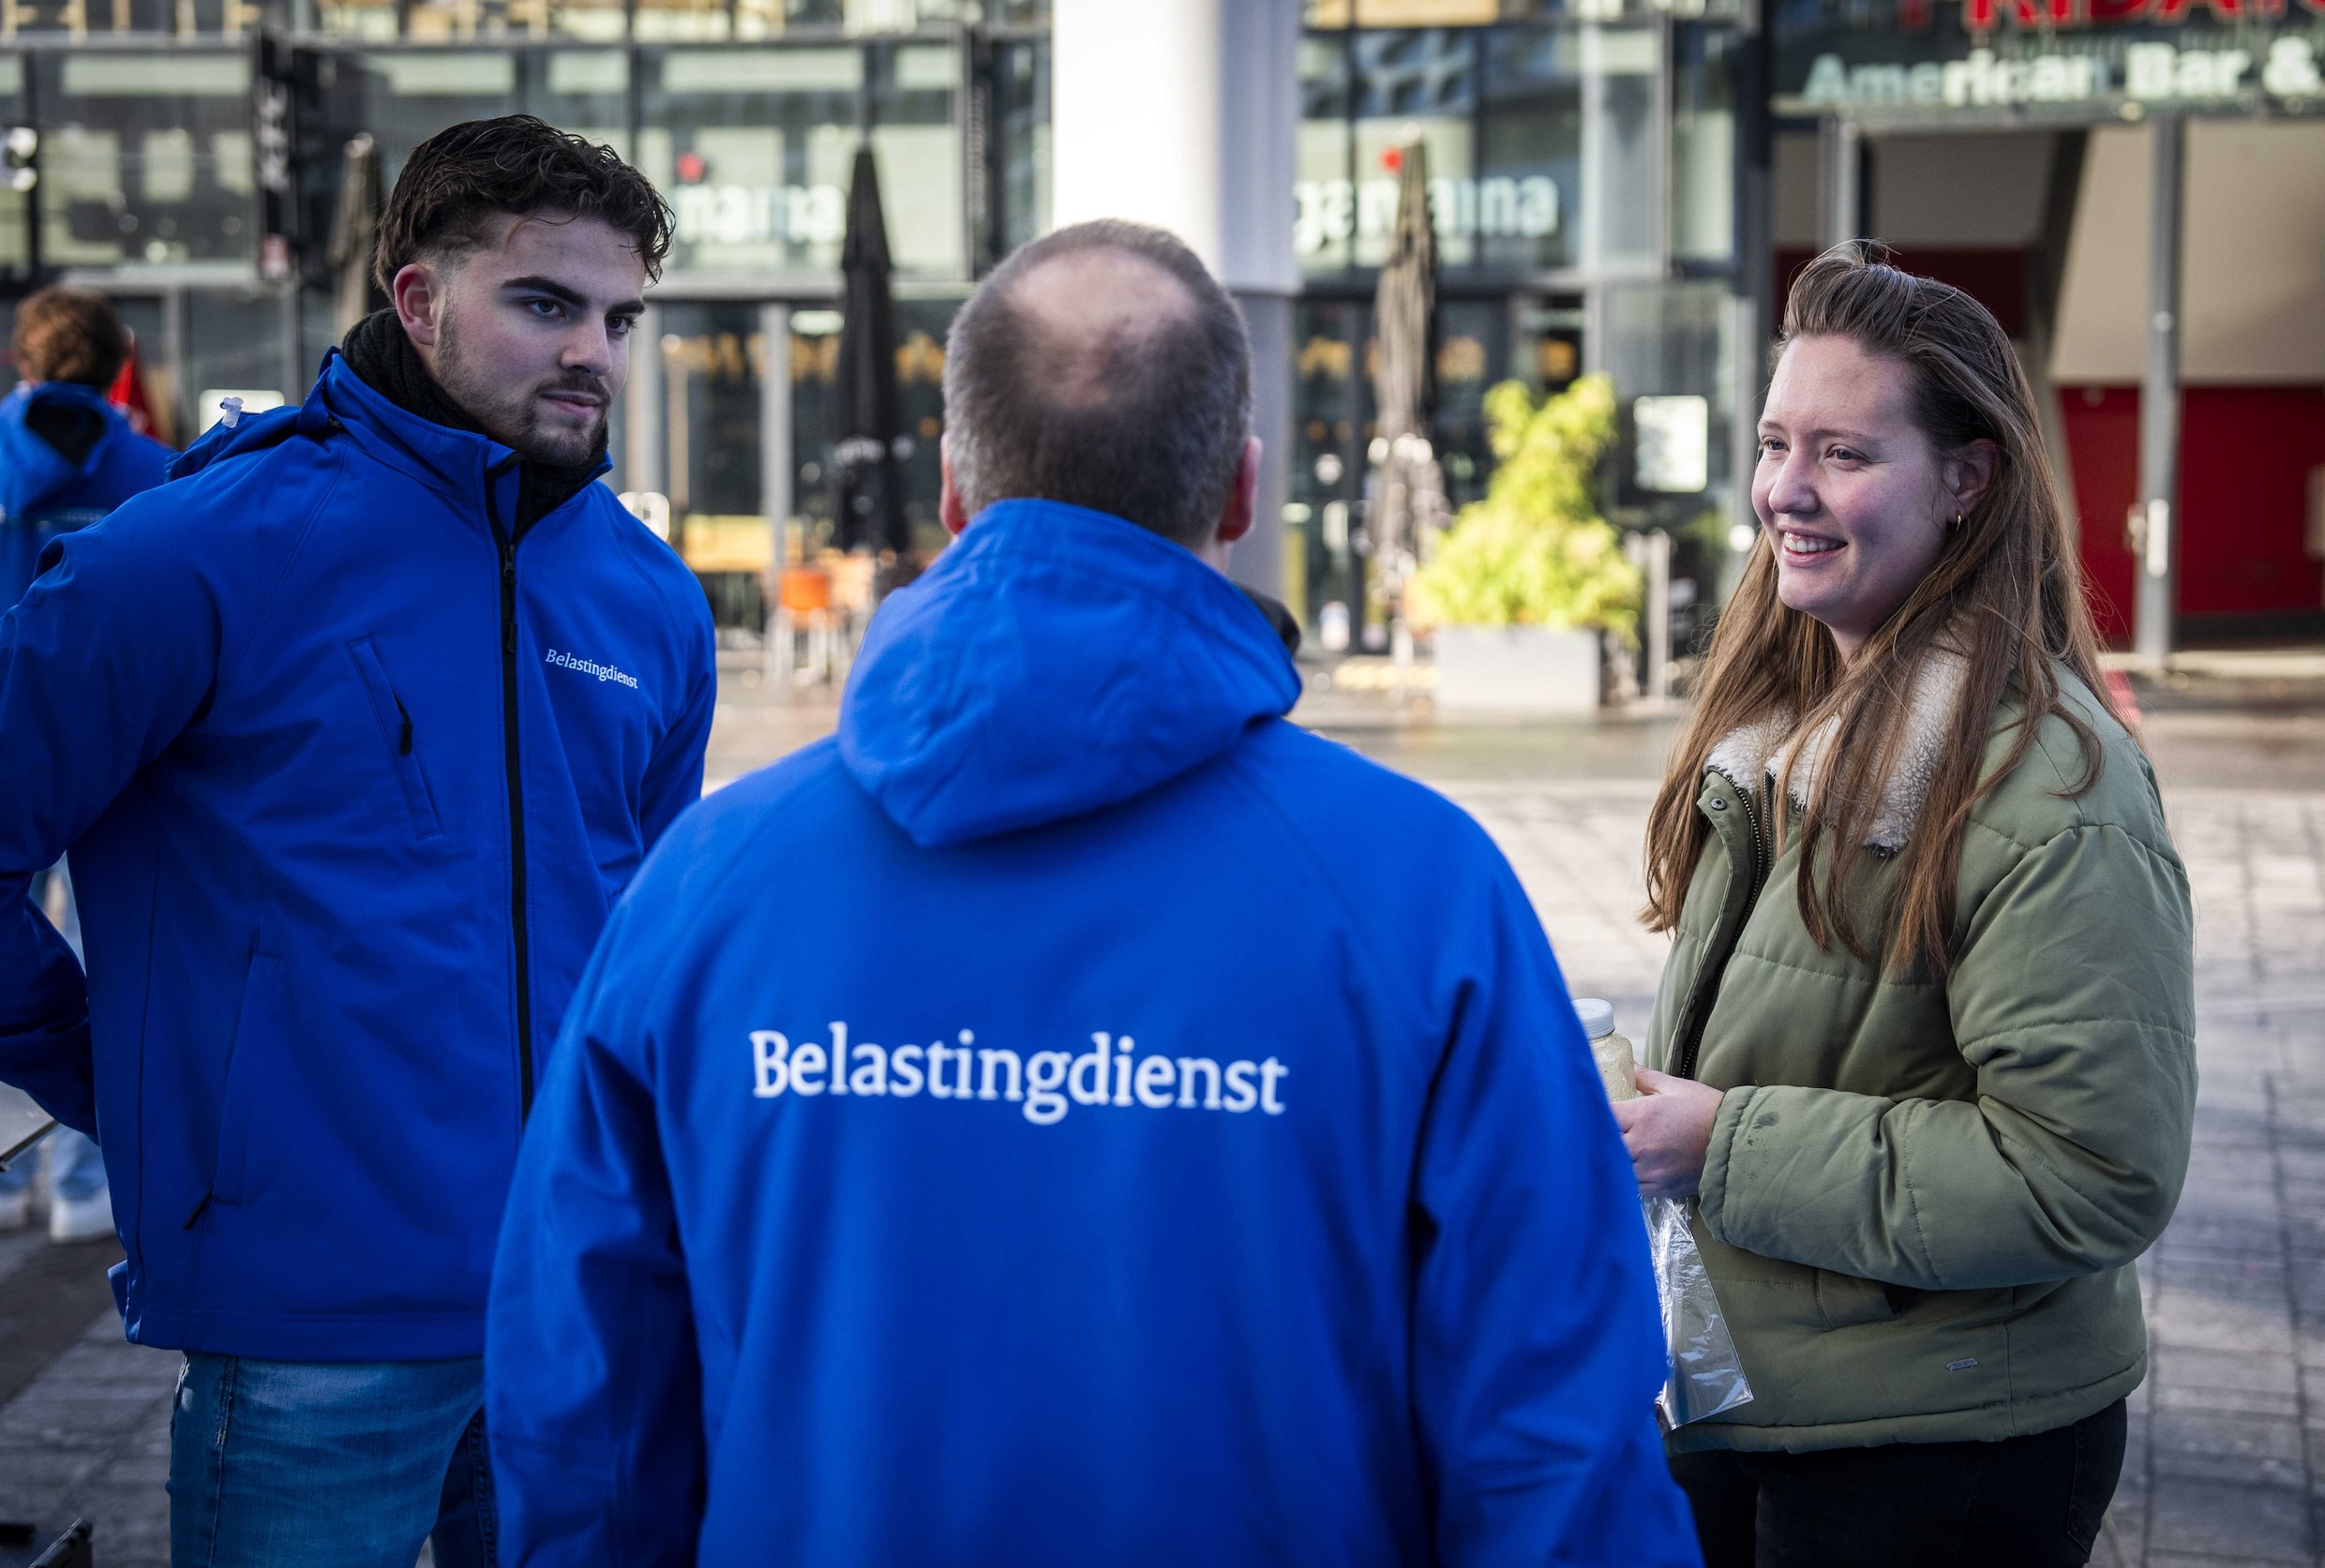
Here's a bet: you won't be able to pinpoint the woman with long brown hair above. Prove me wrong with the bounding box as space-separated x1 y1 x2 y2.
1612 245 2197 1565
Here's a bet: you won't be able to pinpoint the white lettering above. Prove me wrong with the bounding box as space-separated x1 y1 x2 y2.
1025 1052 1070 1125
2128 43 2176 98
544 649 638 689
1292 172 1558 256
1809 45 2098 111
2264 37 2320 97
1177 1057 1222 1111
673 181 847 248
747 1023 1289 1127
751 1030 788 1097
1069 1033 1110 1106
1260 1057 1289 1116
978 1047 1022 1102
1801 52 1850 106
1850 63 1907 103
1134 1055 1177 1110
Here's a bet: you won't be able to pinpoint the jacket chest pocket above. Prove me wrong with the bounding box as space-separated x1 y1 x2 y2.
345 639 443 840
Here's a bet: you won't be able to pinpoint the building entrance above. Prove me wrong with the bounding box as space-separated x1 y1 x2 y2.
635 292 959 633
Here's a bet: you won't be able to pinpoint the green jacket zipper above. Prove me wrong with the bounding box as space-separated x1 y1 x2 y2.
484 454 536 1123
1672 766 1772 1082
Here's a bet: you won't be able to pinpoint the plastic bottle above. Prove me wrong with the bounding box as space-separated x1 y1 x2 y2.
1574 997 1636 1102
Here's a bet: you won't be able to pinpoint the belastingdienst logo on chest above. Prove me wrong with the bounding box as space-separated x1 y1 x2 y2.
750 1023 1287 1127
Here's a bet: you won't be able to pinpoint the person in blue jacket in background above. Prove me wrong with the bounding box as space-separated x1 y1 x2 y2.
0 119 716 1566
488 219 1699 1568
0 286 170 1245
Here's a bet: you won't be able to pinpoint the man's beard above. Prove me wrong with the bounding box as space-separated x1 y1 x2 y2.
435 329 608 467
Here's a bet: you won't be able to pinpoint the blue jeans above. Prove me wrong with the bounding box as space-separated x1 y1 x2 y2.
169 1353 497 1568
2 861 102 1205
0 1125 106 1200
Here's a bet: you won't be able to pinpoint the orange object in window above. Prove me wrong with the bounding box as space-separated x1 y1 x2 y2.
777 567 832 615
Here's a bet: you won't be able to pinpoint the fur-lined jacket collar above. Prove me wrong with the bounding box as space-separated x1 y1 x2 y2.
1702 650 1969 852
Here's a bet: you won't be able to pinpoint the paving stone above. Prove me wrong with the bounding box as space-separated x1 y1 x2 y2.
2148 1478 2315 1561
2154 1411 2306 1486
2151 1287 2298 1356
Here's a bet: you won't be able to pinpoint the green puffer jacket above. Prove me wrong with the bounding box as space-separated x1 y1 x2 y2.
1645 657 2196 1453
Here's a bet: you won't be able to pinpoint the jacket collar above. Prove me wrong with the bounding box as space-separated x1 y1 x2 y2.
1703 650 1970 852
307 349 610 527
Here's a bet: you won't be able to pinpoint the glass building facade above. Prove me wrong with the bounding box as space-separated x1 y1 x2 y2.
0 0 1749 636
1289 6 1748 647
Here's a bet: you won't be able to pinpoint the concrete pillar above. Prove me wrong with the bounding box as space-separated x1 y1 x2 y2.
2134 115 2183 670
1050 0 1302 602
624 303 666 500
1817 115 1863 249
760 301 792 560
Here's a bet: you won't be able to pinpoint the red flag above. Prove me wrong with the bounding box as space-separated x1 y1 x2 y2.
106 332 161 441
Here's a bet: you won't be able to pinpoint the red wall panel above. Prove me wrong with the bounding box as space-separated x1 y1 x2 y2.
2178 389 2325 620
2059 386 2139 646
2058 385 2325 646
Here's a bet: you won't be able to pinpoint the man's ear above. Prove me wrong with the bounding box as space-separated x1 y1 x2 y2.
939 439 969 537
393 261 444 351
1215 437 1262 548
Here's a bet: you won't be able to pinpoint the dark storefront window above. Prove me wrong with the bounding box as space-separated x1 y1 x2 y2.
0 55 27 280
644 46 858 276
36 50 254 269
786 293 953 557
641 43 960 279
864 41 959 275
1299 22 1645 279
308 50 523 186
1295 30 1352 272
1286 291 1515 625
989 34 1046 259
1672 22 1736 264
1477 27 1578 273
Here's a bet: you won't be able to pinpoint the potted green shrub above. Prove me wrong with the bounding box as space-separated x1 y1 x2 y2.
1407 373 1642 715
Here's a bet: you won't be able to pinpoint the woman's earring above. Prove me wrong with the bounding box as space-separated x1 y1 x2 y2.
1954 511 1964 531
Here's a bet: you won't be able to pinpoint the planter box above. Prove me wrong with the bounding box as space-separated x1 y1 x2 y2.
1432 625 1602 715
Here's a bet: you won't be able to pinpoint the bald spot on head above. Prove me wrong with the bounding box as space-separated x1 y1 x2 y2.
1000 247 1201 411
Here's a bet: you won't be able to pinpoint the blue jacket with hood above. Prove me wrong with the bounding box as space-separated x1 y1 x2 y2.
487 500 1700 1567
0 349 717 1360
0 380 171 606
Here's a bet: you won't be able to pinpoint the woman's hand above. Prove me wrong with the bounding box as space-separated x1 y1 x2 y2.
1611 1070 1725 1199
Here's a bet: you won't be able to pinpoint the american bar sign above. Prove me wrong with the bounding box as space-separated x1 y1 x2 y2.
1777 0 2325 116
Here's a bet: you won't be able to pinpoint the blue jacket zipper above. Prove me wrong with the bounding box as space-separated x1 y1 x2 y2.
485 454 536 1122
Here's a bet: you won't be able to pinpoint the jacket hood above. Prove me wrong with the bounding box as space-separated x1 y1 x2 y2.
838 500 1301 847
168 381 325 482
0 381 124 520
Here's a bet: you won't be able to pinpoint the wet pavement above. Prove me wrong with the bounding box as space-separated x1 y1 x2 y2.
3 650 2321 1565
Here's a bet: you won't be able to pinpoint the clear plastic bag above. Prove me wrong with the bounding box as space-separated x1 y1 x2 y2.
1643 1195 1754 1426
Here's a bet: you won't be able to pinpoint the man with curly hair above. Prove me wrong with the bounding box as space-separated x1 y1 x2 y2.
0 117 715 1564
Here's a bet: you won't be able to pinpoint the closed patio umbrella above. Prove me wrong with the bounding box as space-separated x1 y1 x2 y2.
832 144 907 558
326 133 382 338
1369 137 1449 635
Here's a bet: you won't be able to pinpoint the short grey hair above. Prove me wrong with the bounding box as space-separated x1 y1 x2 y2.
941 219 1252 549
